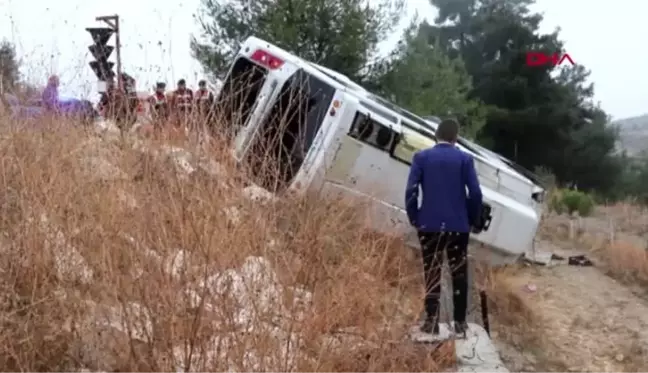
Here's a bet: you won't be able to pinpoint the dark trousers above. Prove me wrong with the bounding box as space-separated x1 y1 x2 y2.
417 231 469 324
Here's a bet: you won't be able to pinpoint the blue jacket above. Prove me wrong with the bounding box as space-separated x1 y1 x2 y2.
405 143 483 233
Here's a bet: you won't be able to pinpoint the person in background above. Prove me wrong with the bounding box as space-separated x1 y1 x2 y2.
170 79 193 129
404 118 483 338
120 72 140 129
97 76 135 130
195 79 215 128
121 73 136 95
97 78 116 118
148 82 169 126
42 75 60 113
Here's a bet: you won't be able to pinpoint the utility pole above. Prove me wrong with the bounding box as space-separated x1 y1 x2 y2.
86 15 121 91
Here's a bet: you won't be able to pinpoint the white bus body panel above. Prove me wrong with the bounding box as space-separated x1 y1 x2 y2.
319 125 537 263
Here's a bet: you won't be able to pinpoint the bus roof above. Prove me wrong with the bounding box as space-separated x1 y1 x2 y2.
240 36 540 187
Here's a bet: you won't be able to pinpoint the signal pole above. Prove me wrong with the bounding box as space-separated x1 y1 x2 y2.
86 15 121 91
96 15 121 90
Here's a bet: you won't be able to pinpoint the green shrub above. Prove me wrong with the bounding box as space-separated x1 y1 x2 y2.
549 189 595 217
577 195 595 216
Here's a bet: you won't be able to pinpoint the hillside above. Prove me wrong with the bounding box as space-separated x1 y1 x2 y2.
615 114 648 156
0 116 646 371
0 118 462 371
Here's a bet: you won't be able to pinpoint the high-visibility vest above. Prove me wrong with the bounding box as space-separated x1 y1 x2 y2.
150 93 166 106
195 89 213 102
175 90 193 108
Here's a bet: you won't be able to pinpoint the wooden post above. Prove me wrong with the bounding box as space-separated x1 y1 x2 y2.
608 218 615 244
569 219 575 240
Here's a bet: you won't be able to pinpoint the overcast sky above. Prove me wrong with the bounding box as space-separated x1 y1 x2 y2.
0 0 644 120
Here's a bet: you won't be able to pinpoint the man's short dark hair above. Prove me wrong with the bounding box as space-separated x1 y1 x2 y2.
178 79 186 86
436 118 460 143
198 80 207 87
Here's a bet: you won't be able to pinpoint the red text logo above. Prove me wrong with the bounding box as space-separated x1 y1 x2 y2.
526 52 575 67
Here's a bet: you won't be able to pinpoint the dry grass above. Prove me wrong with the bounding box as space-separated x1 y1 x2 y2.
478 266 534 332
597 204 648 288
597 239 648 288
474 263 564 371
0 114 457 371
595 202 648 237
504 208 648 371
540 206 648 290
467 252 534 335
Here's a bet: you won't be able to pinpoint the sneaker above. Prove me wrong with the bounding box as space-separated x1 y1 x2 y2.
454 321 468 338
420 319 440 335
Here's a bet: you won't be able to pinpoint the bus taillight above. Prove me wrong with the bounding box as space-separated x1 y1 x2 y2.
330 99 341 116
250 49 284 69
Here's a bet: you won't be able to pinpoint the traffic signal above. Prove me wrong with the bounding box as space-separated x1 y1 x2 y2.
86 27 115 81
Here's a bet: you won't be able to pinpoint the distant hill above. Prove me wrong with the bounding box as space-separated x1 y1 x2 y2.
614 114 648 157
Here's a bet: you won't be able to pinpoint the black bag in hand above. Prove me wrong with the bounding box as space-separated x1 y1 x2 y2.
471 202 493 234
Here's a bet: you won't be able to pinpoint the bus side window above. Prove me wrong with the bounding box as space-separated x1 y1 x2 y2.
348 111 396 152
391 127 436 165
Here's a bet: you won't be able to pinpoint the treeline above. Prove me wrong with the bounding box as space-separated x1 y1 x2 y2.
192 0 648 202
2 1 645 202
0 40 40 99
0 40 21 92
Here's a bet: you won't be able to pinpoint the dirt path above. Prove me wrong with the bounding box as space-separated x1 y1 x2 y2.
493 241 648 371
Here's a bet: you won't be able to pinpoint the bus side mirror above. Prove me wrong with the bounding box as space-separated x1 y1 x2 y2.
531 191 545 203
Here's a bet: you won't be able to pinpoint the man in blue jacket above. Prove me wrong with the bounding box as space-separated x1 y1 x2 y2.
405 118 483 337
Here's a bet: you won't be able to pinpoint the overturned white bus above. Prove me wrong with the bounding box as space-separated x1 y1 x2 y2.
214 36 545 265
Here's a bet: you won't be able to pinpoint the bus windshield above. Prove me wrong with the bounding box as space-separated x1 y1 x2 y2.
215 56 268 135
248 69 335 191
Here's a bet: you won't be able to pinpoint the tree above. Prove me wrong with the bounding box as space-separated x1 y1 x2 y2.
376 21 486 138
191 0 403 82
0 40 20 93
426 0 621 193
617 152 648 204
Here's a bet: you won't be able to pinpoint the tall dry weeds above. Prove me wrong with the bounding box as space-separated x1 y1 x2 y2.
0 114 454 371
